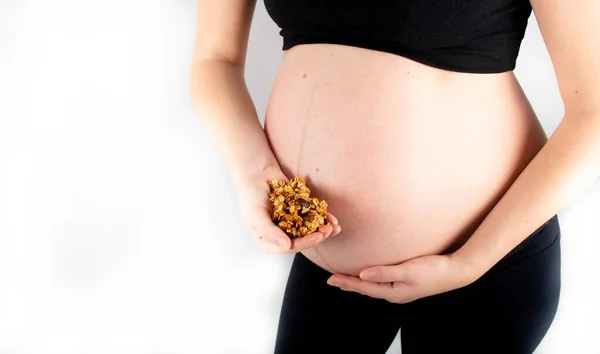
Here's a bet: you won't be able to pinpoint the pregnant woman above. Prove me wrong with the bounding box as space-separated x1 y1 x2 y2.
190 1 600 353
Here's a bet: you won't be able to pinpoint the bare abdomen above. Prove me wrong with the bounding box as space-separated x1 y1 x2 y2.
264 43 548 276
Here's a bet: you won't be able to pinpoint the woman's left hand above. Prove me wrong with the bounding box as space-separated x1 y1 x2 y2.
326 253 478 304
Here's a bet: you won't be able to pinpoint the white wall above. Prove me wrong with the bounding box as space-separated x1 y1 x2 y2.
0 1 598 353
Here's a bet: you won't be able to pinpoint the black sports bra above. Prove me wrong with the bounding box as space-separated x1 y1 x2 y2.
263 0 533 74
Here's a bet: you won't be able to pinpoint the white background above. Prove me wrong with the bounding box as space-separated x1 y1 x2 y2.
1 1 599 353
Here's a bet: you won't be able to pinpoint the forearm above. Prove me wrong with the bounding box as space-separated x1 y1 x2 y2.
189 58 280 182
453 113 600 280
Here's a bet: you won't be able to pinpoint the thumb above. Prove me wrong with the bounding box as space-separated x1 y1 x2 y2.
256 205 291 250
360 264 408 283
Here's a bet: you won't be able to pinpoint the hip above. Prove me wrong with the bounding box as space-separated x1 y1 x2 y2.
276 215 561 353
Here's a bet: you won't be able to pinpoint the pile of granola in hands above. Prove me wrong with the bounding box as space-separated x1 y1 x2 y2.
268 176 331 238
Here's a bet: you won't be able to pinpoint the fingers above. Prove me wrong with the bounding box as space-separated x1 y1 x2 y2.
327 274 395 300
360 265 409 283
330 223 342 236
318 224 333 238
325 213 342 236
253 206 325 253
289 232 324 252
254 206 291 250
287 222 334 252
325 212 338 225
252 208 342 254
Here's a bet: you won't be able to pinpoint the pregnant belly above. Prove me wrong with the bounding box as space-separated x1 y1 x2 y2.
264 44 548 276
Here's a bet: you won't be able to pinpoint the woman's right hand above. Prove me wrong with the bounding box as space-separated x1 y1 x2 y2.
232 164 342 254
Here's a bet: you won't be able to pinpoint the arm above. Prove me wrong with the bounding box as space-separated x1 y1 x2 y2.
326 0 600 303
452 0 600 278
189 0 341 252
189 0 280 185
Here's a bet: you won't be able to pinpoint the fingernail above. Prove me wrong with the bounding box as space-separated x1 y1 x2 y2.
360 270 373 279
327 278 339 287
278 238 288 248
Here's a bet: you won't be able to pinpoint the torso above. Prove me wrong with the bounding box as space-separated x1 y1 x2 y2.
264 43 548 276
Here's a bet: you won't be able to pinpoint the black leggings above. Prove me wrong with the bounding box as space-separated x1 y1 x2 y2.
275 214 561 354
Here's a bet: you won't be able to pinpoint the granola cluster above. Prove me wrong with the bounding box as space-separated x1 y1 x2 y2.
268 176 331 238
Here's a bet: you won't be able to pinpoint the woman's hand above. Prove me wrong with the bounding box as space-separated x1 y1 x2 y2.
326 253 476 304
232 164 342 254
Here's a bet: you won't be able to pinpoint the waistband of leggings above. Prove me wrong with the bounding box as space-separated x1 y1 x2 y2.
494 213 560 267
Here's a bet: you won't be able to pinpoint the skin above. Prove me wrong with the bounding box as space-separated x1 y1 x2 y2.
191 0 600 304
327 0 600 302
265 43 548 277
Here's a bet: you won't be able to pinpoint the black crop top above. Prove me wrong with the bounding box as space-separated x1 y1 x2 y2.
263 0 533 74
